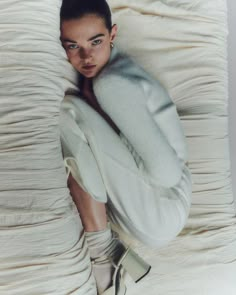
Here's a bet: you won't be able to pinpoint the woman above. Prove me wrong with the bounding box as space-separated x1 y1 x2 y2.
60 0 192 294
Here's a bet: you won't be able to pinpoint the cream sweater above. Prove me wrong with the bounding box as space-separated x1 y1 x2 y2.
93 46 188 187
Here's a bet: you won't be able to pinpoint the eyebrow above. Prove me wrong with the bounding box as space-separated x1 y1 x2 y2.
62 33 105 43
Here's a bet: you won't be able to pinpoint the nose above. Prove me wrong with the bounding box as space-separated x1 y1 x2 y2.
79 47 92 62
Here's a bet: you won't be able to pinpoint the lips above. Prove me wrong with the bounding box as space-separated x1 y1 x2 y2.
82 65 96 70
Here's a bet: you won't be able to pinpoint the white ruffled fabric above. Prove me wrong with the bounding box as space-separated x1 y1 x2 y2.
0 1 96 294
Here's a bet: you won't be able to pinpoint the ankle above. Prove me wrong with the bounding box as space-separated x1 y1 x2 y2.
85 225 126 263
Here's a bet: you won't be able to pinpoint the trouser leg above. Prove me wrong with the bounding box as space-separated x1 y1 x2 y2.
61 96 192 247
106 164 192 247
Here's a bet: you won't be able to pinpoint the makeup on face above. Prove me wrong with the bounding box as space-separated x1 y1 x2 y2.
61 14 117 78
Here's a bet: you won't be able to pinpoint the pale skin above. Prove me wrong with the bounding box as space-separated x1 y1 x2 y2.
61 14 118 232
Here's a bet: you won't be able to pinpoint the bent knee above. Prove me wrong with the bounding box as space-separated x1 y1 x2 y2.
136 219 187 248
134 202 190 248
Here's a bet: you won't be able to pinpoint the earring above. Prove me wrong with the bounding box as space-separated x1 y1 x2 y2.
110 42 114 48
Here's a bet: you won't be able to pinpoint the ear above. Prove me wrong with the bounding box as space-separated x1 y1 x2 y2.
110 24 118 42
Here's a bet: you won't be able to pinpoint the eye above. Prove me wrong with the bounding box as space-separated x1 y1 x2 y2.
67 44 79 50
92 39 102 46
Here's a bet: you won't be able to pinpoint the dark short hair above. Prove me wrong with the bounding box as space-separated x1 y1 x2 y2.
60 0 112 31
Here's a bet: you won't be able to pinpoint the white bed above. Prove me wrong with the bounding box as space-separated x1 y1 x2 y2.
0 0 235 294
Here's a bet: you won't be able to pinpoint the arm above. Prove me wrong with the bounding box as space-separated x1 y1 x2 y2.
145 79 188 167
94 74 185 188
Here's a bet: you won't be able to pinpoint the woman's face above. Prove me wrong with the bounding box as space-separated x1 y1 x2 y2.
61 14 117 78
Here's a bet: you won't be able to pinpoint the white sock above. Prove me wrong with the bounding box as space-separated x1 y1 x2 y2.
85 224 126 293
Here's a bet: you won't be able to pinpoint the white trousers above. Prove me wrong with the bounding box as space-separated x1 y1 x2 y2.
60 95 192 247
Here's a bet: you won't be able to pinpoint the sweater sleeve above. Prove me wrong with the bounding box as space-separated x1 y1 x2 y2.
93 73 185 188
145 78 188 167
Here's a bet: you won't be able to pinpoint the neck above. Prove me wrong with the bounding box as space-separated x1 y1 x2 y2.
83 77 93 89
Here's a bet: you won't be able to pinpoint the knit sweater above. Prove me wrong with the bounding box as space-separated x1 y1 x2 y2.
92 46 188 187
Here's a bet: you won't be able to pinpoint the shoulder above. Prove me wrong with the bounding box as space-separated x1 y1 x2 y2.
93 47 166 103
95 47 149 86
93 48 155 99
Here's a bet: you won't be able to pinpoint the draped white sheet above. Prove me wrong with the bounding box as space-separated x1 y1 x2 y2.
0 0 235 294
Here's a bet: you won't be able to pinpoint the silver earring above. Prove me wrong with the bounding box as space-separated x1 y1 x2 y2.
110 42 114 48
